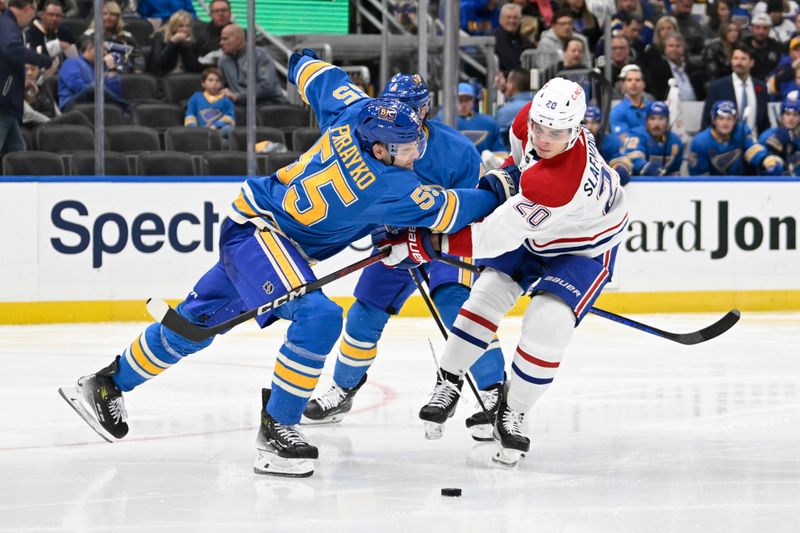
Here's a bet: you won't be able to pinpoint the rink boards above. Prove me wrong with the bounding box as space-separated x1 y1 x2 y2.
0 175 797 324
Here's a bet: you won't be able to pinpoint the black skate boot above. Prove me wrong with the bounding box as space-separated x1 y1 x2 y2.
58 355 129 442
419 370 463 440
254 388 319 477
492 386 530 467
301 374 368 425
465 381 502 442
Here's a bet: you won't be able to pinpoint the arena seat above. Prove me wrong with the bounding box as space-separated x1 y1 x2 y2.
291 127 321 153
2 151 64 176
164 126 222 153
202 151 250 176
132 103 183 130
257 105 310 129
261 151 302 175
119 73 161 103
35 124 94 153
71 103 127 127
136 151 196 176
163 73 203 105
68 150 131 176
105 125 161 153
229 126 285 152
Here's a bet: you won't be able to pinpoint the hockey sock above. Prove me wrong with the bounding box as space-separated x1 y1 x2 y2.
507 292 575 413
113 308 215 392
432 283 505 389
440 270 521 378
333 299 390 389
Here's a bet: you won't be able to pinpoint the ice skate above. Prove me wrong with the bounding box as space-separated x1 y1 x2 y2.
465 381 502 442
301 374 367 425
58 355 129 443
492 391 530 467
254 389 319 477
418 370 463 440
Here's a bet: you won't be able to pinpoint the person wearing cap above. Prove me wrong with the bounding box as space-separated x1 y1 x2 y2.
702 43 770 135
689 99 783 175
645 31 705 101
434 82 505 153
609 64 651 138
764 0 796 42
582 105 625 162
610 101 684 180
747 12 783 81
758 94 800 174
767 35 800 97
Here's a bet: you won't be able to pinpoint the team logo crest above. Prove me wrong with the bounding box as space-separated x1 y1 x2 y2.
263 281 274 295
411 74 423 86
377 107 397 122
711 149 742 173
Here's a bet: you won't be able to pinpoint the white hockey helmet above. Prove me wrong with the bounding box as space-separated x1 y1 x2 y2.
528 77 586 151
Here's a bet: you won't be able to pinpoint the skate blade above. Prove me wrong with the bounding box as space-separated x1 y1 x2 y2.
468 423 495 442
254 448 315 478
58 385 116 443
424 421 446 440
300 414 344 426
492 447 523 467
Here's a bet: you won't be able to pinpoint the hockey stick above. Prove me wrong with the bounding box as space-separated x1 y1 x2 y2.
432 256 741 345
146 246 391 342
409 268 494 423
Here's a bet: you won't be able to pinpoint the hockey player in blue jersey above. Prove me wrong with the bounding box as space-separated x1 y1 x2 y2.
611 101 684 181
302 73 507 441
433 82 506 153
58 50 518 478
758 96 800 176
582 105 624 163
689 100 784 176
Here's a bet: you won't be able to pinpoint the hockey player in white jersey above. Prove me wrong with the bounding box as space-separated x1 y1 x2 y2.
380 78 629 466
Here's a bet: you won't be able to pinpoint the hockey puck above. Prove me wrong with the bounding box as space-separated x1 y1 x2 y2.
441 488 462 497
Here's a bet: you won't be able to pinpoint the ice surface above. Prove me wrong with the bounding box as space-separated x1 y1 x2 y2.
1 312 798 532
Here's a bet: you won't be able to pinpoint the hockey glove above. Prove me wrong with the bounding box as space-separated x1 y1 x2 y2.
369 224 400 248
288 48 321 84
477 165 520 203
381 227 439 269
640 161 663 176
609 157 632 185
762 155 785 176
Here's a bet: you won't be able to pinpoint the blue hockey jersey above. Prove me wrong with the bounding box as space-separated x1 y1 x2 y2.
433 109 506 153
621 126 684 175
228 56 500 261
758 126 800 175
688 123 770 176
609 97 651 137
414 119 484 188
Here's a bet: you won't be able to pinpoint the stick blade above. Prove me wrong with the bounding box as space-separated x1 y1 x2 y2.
145 298 170 322
666 309 741 345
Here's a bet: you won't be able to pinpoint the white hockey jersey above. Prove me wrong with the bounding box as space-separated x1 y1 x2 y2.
443 127 629 260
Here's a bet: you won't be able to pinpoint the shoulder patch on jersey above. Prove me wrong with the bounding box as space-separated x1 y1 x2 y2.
520 133 587 208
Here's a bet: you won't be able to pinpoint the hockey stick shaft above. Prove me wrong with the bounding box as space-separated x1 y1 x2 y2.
409 268 493 421
146 246 391 342
432 255 740 345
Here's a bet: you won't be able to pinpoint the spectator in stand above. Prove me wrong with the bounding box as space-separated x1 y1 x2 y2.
766 0 796 42
184 66 234 147
1 0 53 155
58 34 127 111
511 0 553 43
0 0 6 11
83 1 144 73
148 10 201 76
26 0 75 69
703 22 742 83
746 13 783 82
778 66 800 98
646 32 705 101
690 99 783 175
494 3 534 73
460 0 500 36
433 82 505 153
758 95 800 174
641 15 678 70
583 105 624 162
768 36 800 97
564 0 600 51
610 0 654 47
495 68 532 143
611 101 684 182
137 0 195 24
672 0 705 56
197 0 232 60
537 9 591 71
610 64 651 138
23 63 55 125
218 24 287 105
597 12 645 61
707 0 734 36
544 37 588 81
596 35 634 87
702 44 770 135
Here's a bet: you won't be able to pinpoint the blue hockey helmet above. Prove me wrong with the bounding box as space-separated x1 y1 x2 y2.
381 73 431 118
646 101 670 118
583 105 602 123
781 95 800 114
710 100 737 120
356 98 424 154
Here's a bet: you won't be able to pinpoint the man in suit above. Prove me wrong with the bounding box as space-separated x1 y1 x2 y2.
645 32 705 102
701 44 769 135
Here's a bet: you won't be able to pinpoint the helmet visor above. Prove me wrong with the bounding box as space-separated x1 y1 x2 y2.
388 131 427 160
529 119 572 142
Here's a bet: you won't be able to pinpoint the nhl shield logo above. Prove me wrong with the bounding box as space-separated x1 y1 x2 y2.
263 281 275 295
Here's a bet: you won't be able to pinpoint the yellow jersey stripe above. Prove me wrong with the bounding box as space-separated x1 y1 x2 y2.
297 60 334 104
259 230 303 288
744 145 762 162
123 347 154 379
130 335 165 376
458 256 474 287
233 191 259 219
274 360 320 390
431 190 459 233
339 338 377 360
